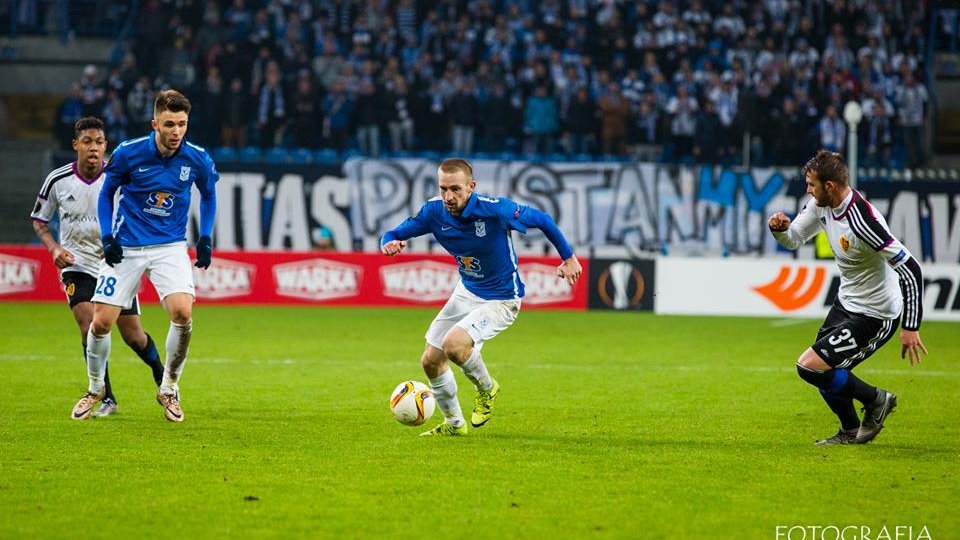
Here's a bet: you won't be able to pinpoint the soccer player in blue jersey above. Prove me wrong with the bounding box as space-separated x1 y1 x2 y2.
381 158 582 436
71 90 219 422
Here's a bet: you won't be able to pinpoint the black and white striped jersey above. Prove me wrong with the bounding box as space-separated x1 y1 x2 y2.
773 190 924 330
30 161 106 277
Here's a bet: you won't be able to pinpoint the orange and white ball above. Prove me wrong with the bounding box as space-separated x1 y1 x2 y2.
389 381 436 426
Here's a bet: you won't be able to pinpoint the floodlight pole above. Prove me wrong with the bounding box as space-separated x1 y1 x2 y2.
843 101 863 189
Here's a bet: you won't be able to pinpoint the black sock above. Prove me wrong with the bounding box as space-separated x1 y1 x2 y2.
831 370 879 405
819 389 861 430
134 333 164 386
104 362 116 402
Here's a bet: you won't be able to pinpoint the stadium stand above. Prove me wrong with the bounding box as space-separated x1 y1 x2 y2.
2 0 955 169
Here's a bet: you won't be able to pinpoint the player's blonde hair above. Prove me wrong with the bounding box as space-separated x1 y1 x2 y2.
438 158 473 180
154 90 192 116
803 150 849 188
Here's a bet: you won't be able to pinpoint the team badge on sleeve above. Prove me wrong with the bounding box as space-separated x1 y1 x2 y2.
475 221 486 237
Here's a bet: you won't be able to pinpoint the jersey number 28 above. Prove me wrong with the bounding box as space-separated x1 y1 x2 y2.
96 276 117 297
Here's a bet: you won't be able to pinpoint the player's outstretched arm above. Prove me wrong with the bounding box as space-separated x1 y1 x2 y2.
556 255 582 286
380 209 431 256
381 239 408 256
769 203 820 250
767 212 791 232
512 205 575 262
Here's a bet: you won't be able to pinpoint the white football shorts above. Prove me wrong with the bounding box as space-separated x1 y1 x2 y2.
91 241 195 309
425 281 521 350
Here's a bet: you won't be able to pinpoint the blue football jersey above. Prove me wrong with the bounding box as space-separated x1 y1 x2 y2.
100 134 218 247
382 192 574 300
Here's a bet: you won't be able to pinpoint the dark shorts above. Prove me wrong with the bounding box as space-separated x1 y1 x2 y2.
62 271 140 315
812 300 899 370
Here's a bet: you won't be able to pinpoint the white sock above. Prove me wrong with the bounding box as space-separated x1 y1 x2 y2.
429 369 464 427
161 321 192 394
85 329 110 395
460 348 493 391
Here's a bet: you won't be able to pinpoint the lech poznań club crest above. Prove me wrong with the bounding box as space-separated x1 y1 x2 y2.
179 166 191 181
475 221 486 237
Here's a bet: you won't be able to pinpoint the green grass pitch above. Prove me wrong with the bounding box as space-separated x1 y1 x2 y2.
0 302 957 538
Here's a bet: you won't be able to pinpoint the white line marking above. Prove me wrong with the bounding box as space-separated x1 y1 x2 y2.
770 319 811 327
2 354 955 378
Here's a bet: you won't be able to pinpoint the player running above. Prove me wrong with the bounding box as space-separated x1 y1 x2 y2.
71 90 219 422
768 150 927 445
381 158 582 436
32 116 164 418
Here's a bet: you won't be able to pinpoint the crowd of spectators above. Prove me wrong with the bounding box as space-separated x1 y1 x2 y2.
54 0 934 167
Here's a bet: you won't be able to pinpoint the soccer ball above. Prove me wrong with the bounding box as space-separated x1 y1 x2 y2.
389 381 436 426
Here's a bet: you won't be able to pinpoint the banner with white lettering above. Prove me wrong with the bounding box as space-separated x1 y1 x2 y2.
0 246 588 309
197 159 959 263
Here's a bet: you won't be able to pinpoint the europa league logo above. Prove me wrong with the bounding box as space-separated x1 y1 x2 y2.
598 261 645 309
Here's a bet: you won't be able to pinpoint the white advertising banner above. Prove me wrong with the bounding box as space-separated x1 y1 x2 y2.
656 257 960 322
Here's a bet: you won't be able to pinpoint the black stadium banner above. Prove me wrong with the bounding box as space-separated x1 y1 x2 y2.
588 258 656 311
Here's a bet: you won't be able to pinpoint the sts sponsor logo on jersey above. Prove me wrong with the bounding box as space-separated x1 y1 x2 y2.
456 256 482 277
144 192 175 217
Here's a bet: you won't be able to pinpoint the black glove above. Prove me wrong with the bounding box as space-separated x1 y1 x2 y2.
102 235 123 267
195 235 212 269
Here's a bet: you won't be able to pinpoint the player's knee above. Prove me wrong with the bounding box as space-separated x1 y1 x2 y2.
90 318 113 336
420 352 435 371
168 309 191 326
796 361 833 388
420 348 443 371
441 341 470 364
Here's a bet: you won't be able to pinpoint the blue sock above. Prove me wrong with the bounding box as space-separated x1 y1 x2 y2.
134 333 164 386
828 369 879 405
